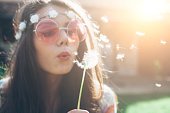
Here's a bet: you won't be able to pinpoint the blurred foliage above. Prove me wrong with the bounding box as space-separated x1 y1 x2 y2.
125 97 170 113
0 64 7 79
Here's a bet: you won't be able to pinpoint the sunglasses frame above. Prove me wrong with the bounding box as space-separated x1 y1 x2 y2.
33 18 86 43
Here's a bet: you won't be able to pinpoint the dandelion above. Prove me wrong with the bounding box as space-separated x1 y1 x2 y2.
101 16 109 23
136 32 145 36
30 14 39 24
49 10 58 18
160 40 167 45
155 83 162 87
76 50 98 109
82 50 98 69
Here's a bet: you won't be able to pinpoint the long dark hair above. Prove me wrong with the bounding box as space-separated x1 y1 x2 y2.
0 0 103 113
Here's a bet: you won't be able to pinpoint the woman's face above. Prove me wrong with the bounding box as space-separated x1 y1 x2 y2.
33 5 79 75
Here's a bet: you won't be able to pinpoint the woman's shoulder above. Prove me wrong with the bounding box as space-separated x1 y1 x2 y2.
98 84 118 113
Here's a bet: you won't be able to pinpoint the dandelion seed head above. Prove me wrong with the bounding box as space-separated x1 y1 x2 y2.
83 50 98 69
73 50 98 69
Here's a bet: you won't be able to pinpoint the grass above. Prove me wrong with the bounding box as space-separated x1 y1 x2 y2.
125 97 170 113
117 92 170 113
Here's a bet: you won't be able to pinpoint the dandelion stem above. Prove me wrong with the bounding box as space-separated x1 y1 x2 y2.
77 66 87 109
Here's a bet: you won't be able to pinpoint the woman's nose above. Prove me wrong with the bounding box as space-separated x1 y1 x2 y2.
57 30 68 46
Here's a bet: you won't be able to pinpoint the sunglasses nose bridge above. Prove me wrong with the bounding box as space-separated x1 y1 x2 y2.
57 29 69 46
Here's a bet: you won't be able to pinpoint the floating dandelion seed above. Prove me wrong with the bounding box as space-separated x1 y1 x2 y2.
155 83 162 87
136 32 145 36
101 16 109 23
116 53 125 60
160 40 167 45
73 50 99 69
130 44 136 50
116 44 120 51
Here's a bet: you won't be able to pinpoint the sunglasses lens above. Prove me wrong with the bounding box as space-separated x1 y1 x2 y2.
68 19 87 42
36 19 59 42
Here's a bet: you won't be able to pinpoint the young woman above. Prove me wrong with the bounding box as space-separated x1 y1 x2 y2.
0 0 117 113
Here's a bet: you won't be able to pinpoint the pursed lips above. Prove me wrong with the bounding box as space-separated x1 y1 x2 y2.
57 52 71 61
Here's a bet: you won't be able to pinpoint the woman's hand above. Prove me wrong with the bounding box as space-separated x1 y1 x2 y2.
68 109 89 113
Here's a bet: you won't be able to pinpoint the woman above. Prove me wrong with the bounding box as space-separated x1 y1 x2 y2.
0 0 117 113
